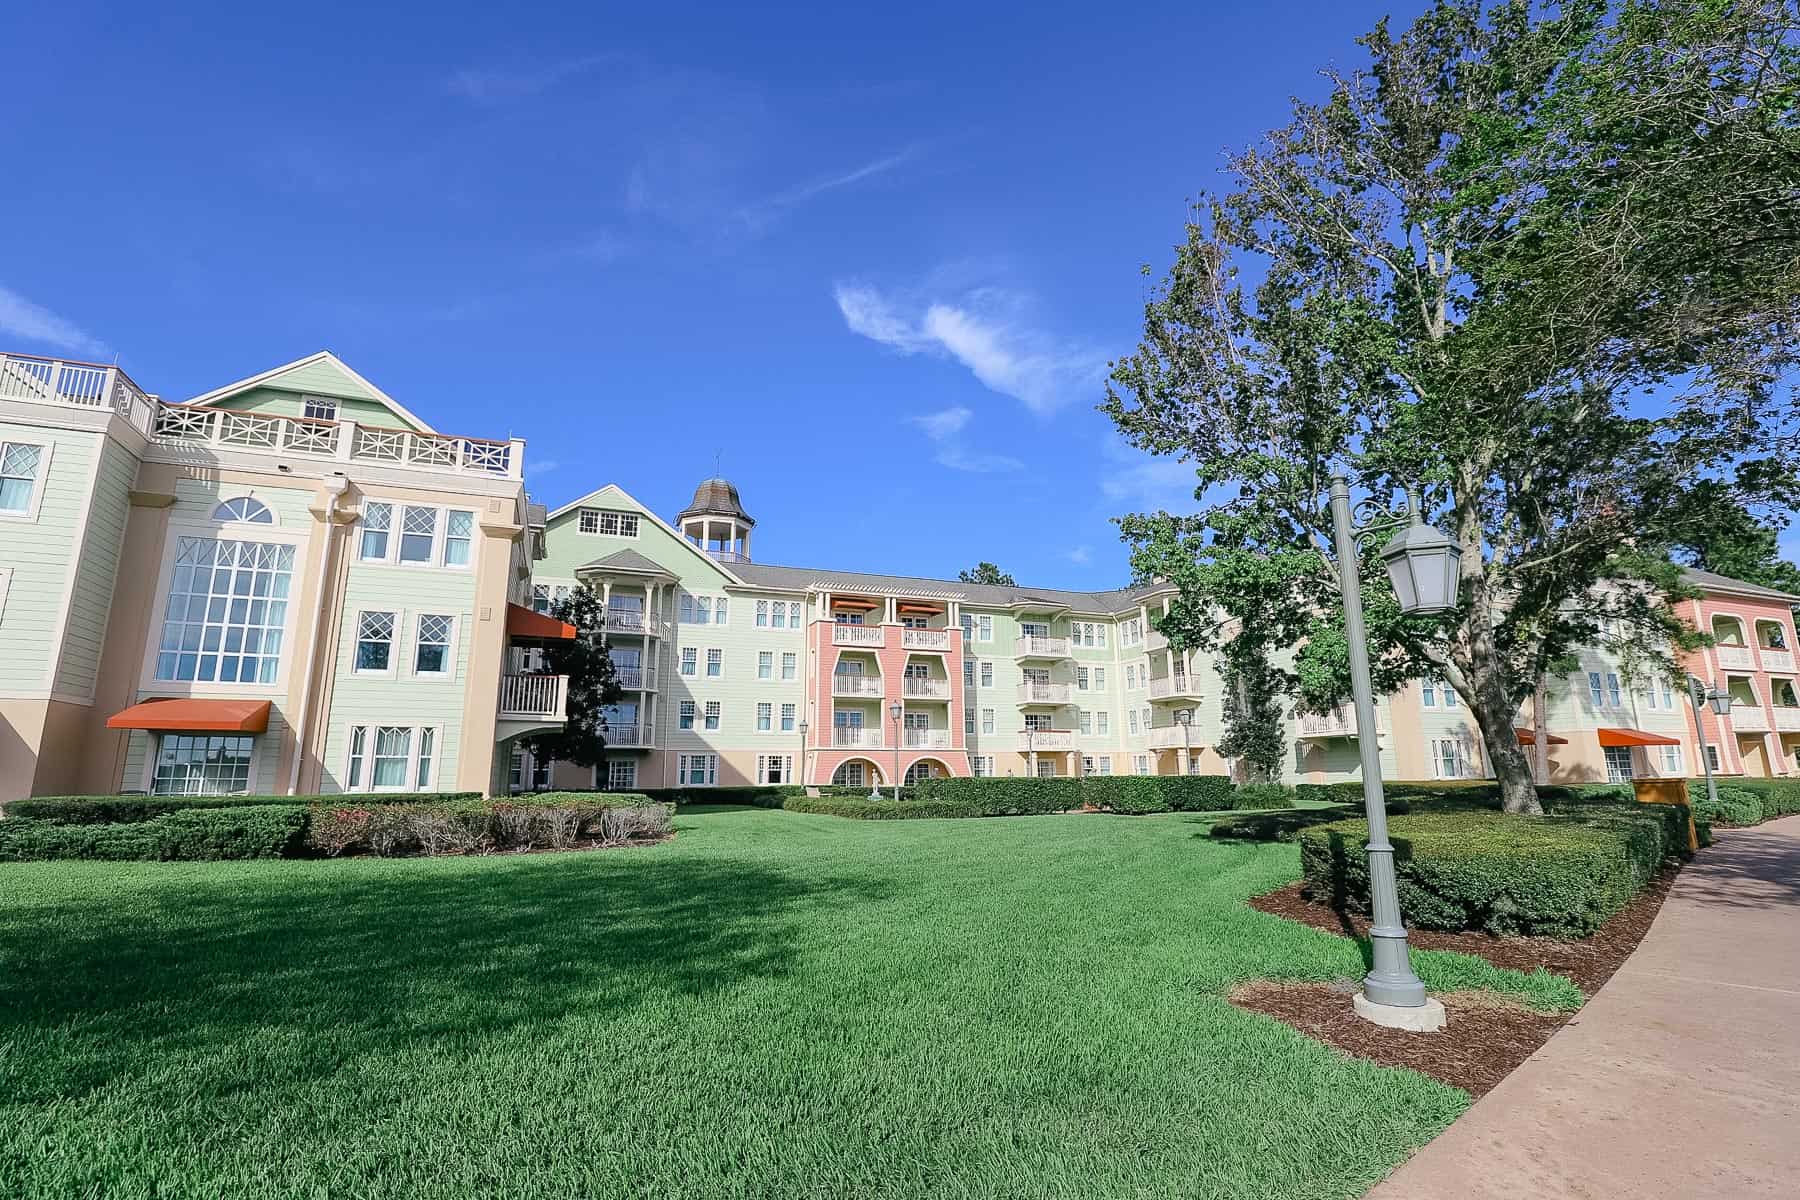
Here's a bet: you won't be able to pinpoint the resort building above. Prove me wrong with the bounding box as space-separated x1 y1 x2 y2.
4 343 1795 799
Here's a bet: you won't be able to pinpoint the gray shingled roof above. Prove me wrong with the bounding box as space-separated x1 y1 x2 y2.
676 477 755 526
1679 567 1800 604
579 548 676 576
730 561 1165 614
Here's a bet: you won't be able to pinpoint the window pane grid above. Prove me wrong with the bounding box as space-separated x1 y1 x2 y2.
155 538 294 683
153 734 253 795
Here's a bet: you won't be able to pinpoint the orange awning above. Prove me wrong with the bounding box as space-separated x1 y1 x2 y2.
1515 728 1570 746
897 603 944 615
1597 727 1682 748
107 698 271 733
506 602 576 640
832 598 880 610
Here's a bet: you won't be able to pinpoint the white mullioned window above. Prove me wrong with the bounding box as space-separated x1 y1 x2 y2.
1432 737 1470 779
756 600 769 626
345 724 438 792
980 661 993 687
781 704 796 732
758 651 773 680
781 652 797 680
771 602 787 629
678 753 718 785
414 614 454 676
1077 667 1090 691
1129 711 1140 735
607 760 637 790
1098 712 1109 735
154 537 295 683
578 508 639 537
977 615 993 642
756 755 793 785
680 647 697 676
358 500 474 568
1079 711 1093 735
704 701 721 730
531 583 572 615
1659 744 1683 774
152 734 254 795
398 504 439 563
302 396 338 421
982 708 995 734
679 701 696 730
972 755 993 777
965 709 976 735
757 702 773 732
706 648 723 677
0 441 46 516
212 496 274 524
1134 754 1150 775
354 611 397 673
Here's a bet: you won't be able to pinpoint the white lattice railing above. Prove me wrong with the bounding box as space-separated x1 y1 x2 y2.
1015 636 1072 658
902 677 951 699
833 625 885 647
1760 648 1794 673
903 729 952 749
833 675 884 697
603 723 649 747
1147 675 1199 700
832 728 884 748
1 353 156 432
148 402 522 478
1020 730 1075 751
1715 645 1755 670
1017 682 1071 704
901 628 952 651
498 673 568 720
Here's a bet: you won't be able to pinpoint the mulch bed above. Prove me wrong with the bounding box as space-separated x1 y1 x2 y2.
1231 865 1682 1096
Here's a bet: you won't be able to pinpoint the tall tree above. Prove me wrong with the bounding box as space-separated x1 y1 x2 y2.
522 585 624 771
1107 0 1800 813
1668 482 1800 598
959 562 1018 586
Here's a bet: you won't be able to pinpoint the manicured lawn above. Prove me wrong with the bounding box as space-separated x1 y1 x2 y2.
0 808 1578 1199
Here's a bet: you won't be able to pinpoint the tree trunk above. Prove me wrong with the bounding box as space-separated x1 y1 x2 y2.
1464 656 1543 815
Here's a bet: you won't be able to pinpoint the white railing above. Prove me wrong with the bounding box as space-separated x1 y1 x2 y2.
613 665 656 690
603 722 649 747
707 549 752 564
903 729 952 749
902 677 951 699
901 628 951 651
1715 645 1755 670
1020 730 1075 752
148 402 523 479
1145 627 1170 653
1297 706 1366 738
1760 648 1795 673
833 625 885 647
604 609 668 637
1773 707 1800 733
1145 726 1194 750
1016 682 1071 704
833 728 883 748
498 673 569 720
1 353 155 432
1147 675 1198 700
833 675 884 697
1730 704 1770 733
1015 635 1071 658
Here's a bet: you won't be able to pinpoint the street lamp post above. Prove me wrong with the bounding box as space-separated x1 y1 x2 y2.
798 720 809 789
889 700 904 801
1025 726 1036 778
1175 708 1192 775
1327 471 1460 1031
1686 675 1732 808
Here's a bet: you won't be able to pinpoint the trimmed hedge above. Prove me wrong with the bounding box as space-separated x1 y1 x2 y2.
6 792 482 824
1209 805 1358 842
1685 777 1800 826
304 793 669 857
0 806 309 862
1299 805 1682 938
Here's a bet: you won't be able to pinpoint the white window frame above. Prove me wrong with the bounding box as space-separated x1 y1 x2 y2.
677 753 718 786
1603 745 1635 784
756 754 793 785
780 703 796 732
301 395 339 421
706 648 723 678
756 600 769 626
356 498 475 570
704 700 721 731
679 700 696 730
211 496 277 525
1658 744 1684 774
758 651 773 680
353 609 400 677
0 439 52 522
606 760 638 790
148 732 259 796
411 612 457 679
756 701 773 732
679 647 697 676
344 723 440 793
577 507 640 538
781 652 797 680
982 708 995 734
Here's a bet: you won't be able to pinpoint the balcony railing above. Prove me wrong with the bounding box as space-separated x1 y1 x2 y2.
1146 675 1200 700
604 609 669 637
613 665 656 690
1773 707 1800 733
1715 644 1755 670
603 722 651 747
147 401 523 479
0 353 156 431
901 628 952 651
1145 726 1195 750
833 674 883 697
902 677 951 699
903 729 952 749
833 728 883 749
1020 730 1075 752
1297 706 1367 739
833 625 885 647
1731 704 1771 733
498 673 569 721
1760 648 1795 673
1017 682 1072 704
1015 635 1071 659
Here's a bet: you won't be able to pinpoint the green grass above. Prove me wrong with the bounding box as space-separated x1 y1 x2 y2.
0 808 1578 1199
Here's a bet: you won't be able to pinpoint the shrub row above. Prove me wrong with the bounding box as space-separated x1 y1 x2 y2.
1685 777 1800 827
1298 804 1684 938
0 806 309 862
5 792 482 824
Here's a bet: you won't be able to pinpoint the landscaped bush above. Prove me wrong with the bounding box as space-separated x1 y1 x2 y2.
303 793 670 857
1226 782 1296 811
0 806 308 862
1298 806 1682 938
6 792 482 824
841 776 1084 817
1690 785 1764 827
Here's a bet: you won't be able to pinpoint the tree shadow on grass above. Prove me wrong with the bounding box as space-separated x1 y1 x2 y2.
0 854 888 1106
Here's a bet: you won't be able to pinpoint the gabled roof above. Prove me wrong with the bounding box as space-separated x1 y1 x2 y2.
728 560 1167 614
546 483 745 586
579 548 676 578
180 351 438 433
1680 567 1800 605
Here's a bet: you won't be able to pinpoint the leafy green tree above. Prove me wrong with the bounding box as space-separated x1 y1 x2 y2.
1107 0 1800 814
1216 636 1289 783
1668 483 1800 598
522 585 624 771
959 562 1018 587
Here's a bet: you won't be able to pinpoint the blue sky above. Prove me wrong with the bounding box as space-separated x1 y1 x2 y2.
0 1 1441 588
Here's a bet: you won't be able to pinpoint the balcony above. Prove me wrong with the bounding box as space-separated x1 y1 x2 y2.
613 665 657 691
1773 708 1800 733
1147 675 1202 701
902 677 952 700
902 628 952 652
833 625 885 648
1715 645 1755 670
833 674 884 698
832 728 884 749
1296 706 1368 739
1731 705 1771 733
1015 635 1072 660
1145 626 1170 653
498 674 569 721
902 729 952 749
1145 726 1196 750
1017 682 1072 705
1 352 155 425
1761 648 1795 673
605 609 669 638
146 401 523 478
1020 730 1076 752
602 723 652 748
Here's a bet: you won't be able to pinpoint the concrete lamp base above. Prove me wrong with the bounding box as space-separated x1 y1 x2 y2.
1354 991 1447 1032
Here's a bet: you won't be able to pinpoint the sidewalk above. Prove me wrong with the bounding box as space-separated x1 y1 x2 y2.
1371 816 1800 1199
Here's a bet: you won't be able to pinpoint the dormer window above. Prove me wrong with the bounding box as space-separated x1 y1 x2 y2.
578 508 639 537
302 396 338 421
212 496 274 524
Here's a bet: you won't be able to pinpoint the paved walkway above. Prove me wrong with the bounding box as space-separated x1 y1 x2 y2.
1371 815 1800 1199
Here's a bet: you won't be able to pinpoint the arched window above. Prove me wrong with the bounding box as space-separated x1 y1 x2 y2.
832 761 868 787
213 496 274 524
905 760 944 785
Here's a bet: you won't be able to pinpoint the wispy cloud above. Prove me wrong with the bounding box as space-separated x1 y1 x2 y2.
908 405 1023 474
447 54 618 103
834 282 1105 414
1065 545 1094 566
734 147 917 233
0 286 107 357
526 459 563 479
1098 437 1198 513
